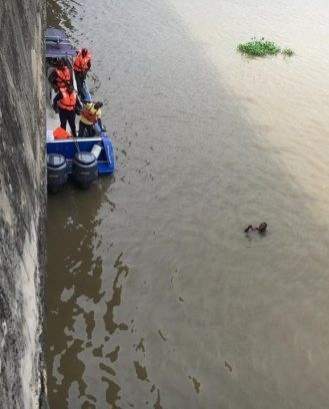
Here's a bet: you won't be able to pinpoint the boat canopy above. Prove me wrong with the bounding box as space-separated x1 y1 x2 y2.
46 28 77 58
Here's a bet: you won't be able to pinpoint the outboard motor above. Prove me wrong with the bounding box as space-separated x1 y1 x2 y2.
47 153 68 193
72 151 98 189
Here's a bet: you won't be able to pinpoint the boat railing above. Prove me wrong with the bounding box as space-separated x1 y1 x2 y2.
46 35 71 46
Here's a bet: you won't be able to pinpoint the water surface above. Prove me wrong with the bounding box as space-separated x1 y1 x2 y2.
47 0 329 407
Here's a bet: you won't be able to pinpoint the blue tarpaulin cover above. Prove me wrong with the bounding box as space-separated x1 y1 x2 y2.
46 28 77 58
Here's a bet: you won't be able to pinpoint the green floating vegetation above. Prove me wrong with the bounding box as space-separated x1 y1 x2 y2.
282 48 294 57
237 37 294 57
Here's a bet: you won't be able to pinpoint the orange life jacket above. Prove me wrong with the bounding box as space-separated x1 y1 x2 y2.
81 105 98 124
55 67 71 88
73 50 91 73
57 89 77 111
53 127 70 139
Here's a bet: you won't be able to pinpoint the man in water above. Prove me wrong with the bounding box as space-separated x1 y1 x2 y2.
244 222 267 234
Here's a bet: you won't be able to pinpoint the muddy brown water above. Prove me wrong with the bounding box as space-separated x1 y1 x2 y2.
46 0 329 408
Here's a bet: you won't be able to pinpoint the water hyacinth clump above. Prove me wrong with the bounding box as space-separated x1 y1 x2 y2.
237 38 294 57
237 38 281 57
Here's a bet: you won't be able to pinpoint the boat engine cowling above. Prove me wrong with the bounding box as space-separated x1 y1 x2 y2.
72 151 98 189
47 153 68 193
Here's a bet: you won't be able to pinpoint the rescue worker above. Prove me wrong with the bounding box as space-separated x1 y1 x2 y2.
49 58 72 91
53 86 82 138
78 101 103 138
73 48 92 98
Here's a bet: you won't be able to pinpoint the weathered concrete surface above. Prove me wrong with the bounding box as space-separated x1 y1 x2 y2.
0 0 46 408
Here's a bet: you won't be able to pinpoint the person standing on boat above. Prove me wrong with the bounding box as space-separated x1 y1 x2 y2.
73 48 92 98
49 58 72 91
78 101 103 138
53 86 82 138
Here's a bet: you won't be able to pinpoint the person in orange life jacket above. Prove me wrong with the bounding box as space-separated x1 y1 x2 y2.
48 58 72 91
73 48 91 97
78 101 103 138
53 86 82 138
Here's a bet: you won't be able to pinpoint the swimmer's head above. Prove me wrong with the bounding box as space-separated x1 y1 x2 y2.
258 222 267 234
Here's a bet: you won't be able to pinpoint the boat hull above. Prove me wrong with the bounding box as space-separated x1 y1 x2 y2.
45 27 116 187
46 134 115 176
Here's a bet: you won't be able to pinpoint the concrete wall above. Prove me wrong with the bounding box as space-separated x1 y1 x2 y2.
0 0 46 408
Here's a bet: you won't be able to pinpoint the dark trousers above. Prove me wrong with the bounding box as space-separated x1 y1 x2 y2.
78 121 95 138
59 108 77 138
75 71 87 99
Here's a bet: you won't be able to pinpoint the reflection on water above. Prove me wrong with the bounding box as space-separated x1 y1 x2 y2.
103 253 129 336
47 0 329 408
